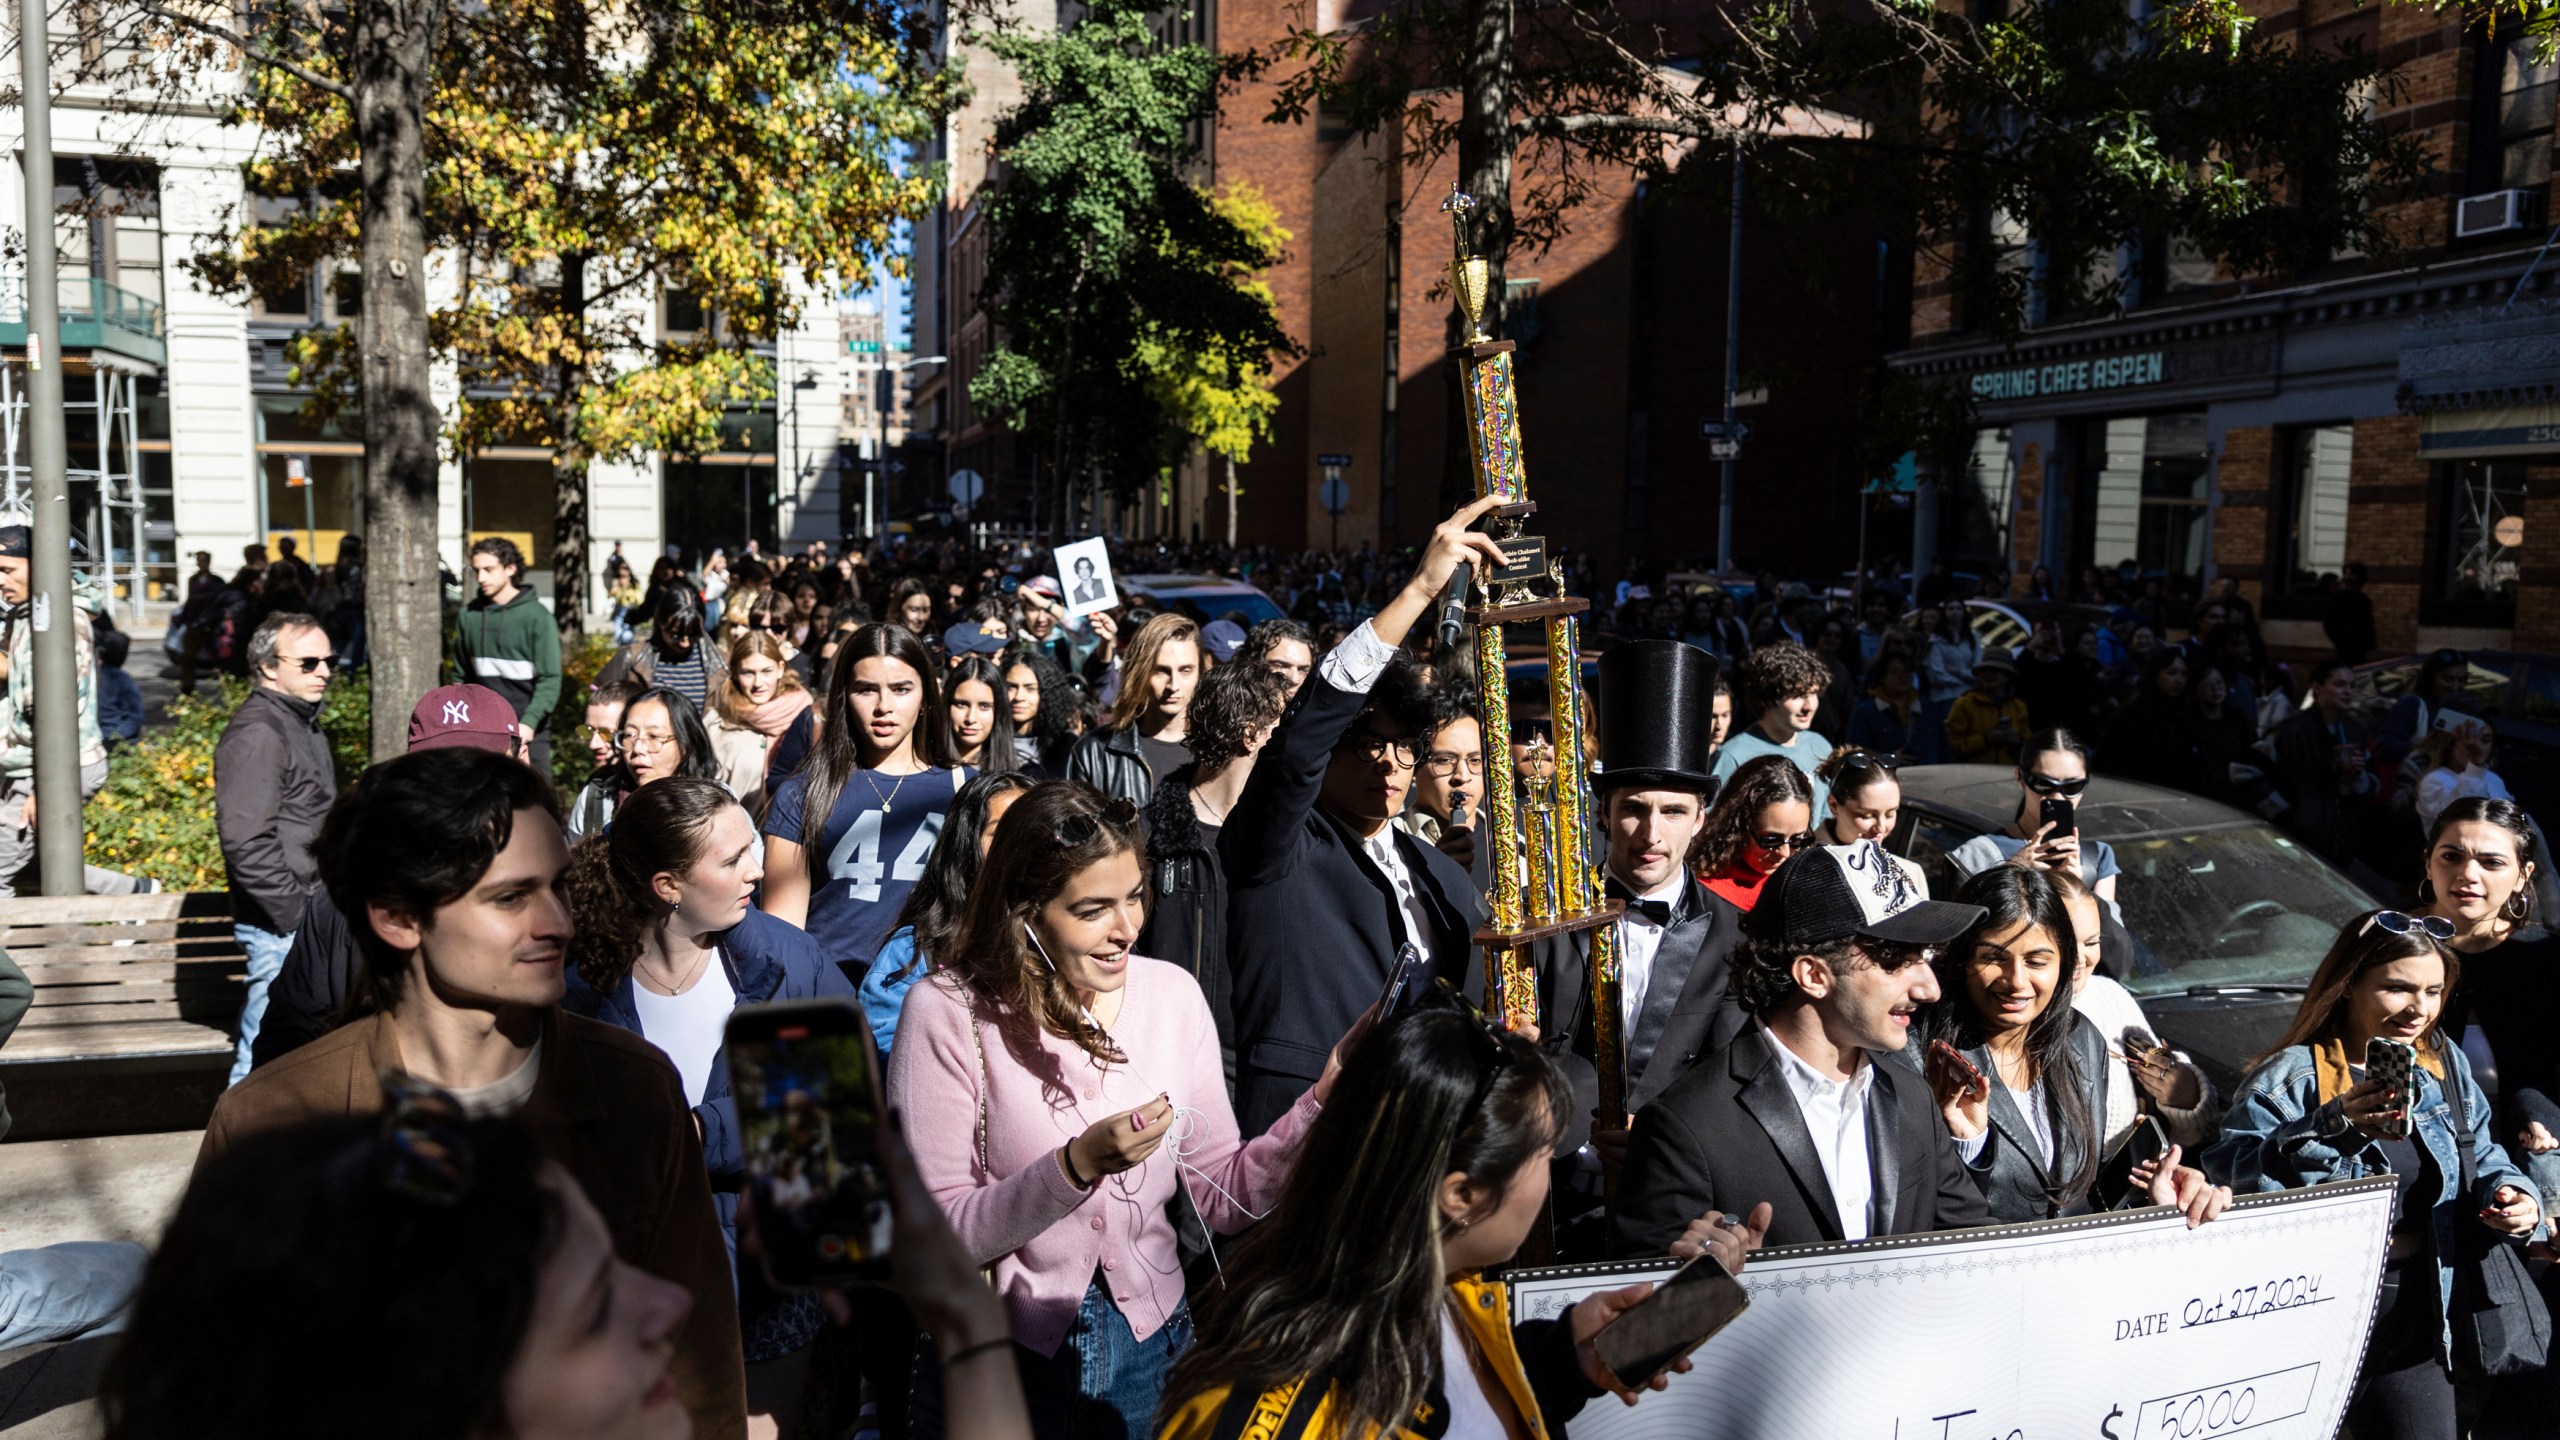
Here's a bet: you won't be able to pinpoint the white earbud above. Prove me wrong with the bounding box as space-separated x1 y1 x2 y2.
1024 921 1057 972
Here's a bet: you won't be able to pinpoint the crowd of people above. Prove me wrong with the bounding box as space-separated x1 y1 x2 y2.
0 504 2554 1440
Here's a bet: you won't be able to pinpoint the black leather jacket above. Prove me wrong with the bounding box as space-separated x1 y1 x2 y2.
1065 723 1153 809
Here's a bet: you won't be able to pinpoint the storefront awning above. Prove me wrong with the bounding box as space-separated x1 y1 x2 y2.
2418 403 2560 458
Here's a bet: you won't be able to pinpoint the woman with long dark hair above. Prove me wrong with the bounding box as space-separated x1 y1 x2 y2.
599 585 715 709
888 576 939 637
1003 649 1080 777
1691 753 1817 912
944 654 1016 771
2205 911 2541 1440
559 776 852 1434
565 685 721 844
761 623 969 978
1911 866 2110 1221
1158 1002 1699 1440
2418 797 2560 1207
887 782 1335 1440
858 770 1036 1054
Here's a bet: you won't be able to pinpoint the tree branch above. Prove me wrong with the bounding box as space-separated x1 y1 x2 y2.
141 5 354 101
1534 112 1720 138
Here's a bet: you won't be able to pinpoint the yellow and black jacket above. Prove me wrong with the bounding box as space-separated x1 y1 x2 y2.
1158 1275 1599 1440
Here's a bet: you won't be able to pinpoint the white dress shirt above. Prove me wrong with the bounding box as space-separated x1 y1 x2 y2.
1614 870 1685 1034
1322 621 1437 963
1764 1027 1880 1240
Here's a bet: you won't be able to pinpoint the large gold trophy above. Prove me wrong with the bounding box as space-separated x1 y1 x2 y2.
1443 187 1628 1125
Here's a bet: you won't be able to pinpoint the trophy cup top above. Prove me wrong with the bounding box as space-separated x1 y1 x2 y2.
1443 185 1492 346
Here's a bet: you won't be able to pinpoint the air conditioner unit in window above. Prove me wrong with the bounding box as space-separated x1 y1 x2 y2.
2456 188 2543 239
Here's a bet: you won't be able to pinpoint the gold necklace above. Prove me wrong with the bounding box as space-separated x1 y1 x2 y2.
860 765 915 814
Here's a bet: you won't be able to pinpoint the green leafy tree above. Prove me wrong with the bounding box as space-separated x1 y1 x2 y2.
1261 0 2453 340
968 0 1298 534
132 0 949 749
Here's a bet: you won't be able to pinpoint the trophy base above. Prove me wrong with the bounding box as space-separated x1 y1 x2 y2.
1465 595 1587 625
1476 899 1623 948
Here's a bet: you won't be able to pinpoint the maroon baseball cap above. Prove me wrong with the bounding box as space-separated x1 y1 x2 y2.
409 684 522 754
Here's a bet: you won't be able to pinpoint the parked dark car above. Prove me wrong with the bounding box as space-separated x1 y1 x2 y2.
2351 649 2560 826
1890 765 2384 1096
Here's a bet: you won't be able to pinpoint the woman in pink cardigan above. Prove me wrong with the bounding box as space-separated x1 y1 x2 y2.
887 782 1344 1440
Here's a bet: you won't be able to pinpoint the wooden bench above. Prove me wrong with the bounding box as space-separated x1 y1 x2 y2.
2 892 247 1139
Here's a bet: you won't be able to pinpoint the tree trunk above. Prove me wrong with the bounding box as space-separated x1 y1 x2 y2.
352 0 442 760
1459 0 1514 339
551 249 590 643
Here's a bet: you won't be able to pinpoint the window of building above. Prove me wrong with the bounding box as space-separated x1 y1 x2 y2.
466 458 556 570
2495 34 2557 190
2083 412 2209 581
1505 277 1541 346
2273 423 2352 604
2431 458 2524 624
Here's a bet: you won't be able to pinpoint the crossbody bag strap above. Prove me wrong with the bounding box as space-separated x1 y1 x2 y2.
2446 1055 2477 1197
960 985 991 1177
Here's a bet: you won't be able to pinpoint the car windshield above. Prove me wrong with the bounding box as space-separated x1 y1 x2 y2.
2108 825 2375 997
1131 589 1284 626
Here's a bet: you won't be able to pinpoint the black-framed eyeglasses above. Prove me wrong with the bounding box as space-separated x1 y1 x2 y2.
2024 773 2089 797
2361 910 2456 942
1422 749 1485 778
1054 798 1140 848
1752 830 1817 855
1346 730 1423 768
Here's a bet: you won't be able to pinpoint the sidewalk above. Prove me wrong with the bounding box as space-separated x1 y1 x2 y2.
0 1130 200 1439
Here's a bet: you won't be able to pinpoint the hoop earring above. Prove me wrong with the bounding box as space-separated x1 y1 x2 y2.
2505 890 2532 922
2416 877 2437 907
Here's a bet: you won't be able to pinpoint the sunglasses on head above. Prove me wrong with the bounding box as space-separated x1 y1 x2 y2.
1052 798 1140 848
2024 773 2089 797
1422 980 1521 1117
2359 910 2456 942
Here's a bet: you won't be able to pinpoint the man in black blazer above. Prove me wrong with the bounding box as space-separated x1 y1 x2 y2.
1223 497 1510 1135
1615 838 1995 1257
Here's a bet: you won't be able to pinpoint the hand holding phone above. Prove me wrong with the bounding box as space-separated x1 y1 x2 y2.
2363 1036 2418 1141
1585 1254 1753 1396
1927 1038 1991 1141
2039 793 2076 840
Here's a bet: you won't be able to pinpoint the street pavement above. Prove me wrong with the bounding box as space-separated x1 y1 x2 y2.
0 1130 201 1438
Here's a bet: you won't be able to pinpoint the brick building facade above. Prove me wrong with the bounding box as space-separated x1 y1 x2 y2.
1887 5 2560 658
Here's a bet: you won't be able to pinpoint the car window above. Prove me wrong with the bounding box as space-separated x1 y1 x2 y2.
2522 665 2560 727
2109 825 2373 997
1968 608 2027 653
1897 807 1977 899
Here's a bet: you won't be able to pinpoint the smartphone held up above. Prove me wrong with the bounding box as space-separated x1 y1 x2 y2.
726 999 895 1286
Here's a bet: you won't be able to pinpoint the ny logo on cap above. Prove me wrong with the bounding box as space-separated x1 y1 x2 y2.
443 699 471 725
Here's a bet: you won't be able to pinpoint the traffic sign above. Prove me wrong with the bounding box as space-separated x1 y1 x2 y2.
948 468 985 506
848 340 884 354
285 457 310 488
1319 476 1350 515
1316 453 1353 467
1698 420 1752 441
1707 438 1742 461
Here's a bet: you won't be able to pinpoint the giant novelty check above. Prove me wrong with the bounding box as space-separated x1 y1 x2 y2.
1511 1177 2396 1440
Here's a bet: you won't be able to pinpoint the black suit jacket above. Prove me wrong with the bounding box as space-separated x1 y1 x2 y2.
1536 875 1750 1133
1614 1025 1993 1255
1224 667 1486 1135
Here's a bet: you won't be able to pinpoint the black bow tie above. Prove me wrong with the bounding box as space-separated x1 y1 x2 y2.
1607 878 1673 926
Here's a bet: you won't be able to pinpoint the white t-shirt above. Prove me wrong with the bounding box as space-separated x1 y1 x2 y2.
632 951 738 1108
448 1035 544 1119
1437 1309 1511 1440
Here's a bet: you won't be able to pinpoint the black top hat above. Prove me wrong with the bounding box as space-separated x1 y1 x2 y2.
1595 639 1720 795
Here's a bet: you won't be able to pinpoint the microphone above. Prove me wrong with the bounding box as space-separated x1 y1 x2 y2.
1437 560 1473 649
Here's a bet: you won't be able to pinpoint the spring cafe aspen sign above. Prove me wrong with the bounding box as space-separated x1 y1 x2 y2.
1970 350 2167 401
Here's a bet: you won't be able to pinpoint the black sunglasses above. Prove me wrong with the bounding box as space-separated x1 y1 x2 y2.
2024 774 2089 797
284 654 337 674
1053 798 1140 848
1752 830 1818 854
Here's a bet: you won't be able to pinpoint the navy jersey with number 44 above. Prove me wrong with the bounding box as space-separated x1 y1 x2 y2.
764 765 972 981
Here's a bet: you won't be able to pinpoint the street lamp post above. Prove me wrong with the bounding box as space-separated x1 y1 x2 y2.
873 355 945 542
20 0 81 893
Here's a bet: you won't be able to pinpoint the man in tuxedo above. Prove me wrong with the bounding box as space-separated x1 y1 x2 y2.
1539 642 1747 1154
1223 496 1509 1135
1614 839 1995 1257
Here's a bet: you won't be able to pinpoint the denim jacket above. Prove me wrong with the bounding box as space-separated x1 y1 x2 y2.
2203 1041 2535 1362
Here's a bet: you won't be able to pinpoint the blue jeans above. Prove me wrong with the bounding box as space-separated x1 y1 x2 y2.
0 1242 148 1348
229 923 295 1086
910 1277 1191 1440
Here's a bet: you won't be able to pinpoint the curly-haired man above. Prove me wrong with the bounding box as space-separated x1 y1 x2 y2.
1711 640 1834 818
